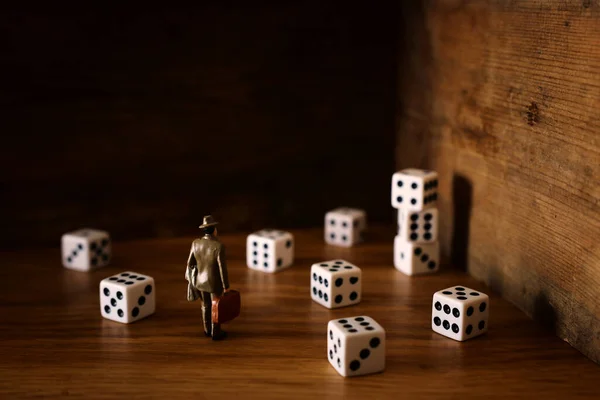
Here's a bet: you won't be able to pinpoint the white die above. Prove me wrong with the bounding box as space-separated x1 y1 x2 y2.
394 237 439 275
431 286 489 341
100 271 156 324
310 260 361 309
391 169 438 211
61 228 111 271
246 229 294 273
397 208 438 243
327 316 386 377
324 207 366 247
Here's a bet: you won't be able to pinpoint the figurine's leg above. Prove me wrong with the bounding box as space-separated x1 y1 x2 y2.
211 293 227 341
200 291 212 337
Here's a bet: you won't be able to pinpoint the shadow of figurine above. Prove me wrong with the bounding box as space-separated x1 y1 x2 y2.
451 174 473 272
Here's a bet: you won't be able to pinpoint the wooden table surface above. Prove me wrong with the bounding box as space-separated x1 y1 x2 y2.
0 228 598 399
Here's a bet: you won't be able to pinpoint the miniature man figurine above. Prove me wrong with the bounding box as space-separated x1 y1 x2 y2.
185 215 230 340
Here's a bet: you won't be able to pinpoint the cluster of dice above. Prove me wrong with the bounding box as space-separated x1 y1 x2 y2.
61 229 156 324
391 168 440 276
245 229 384 377
243 169 489 377
59 167 489 379
390 169 489 340
246 209 378 377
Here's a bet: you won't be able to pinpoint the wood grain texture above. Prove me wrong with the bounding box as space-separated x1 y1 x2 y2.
396 1 600 362
0 228 598 399
0 3 398 247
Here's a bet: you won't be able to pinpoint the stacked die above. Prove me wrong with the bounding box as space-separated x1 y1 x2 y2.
391 169 440 275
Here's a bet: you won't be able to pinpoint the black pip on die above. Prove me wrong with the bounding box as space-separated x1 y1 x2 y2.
61 228 111 271
311 260 361 309
246 229 294 273
100 271 156 324
432 286 489 341
324 207 367 247
327 316 385 377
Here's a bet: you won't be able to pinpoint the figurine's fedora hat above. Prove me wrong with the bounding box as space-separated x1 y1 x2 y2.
199 215 219 229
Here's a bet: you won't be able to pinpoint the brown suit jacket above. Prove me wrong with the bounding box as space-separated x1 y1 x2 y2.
185 235 229 297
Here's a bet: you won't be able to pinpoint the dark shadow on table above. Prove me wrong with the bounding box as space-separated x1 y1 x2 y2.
533 291 557 332
450 174 473 273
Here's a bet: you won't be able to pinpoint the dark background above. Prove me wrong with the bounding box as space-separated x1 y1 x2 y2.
0 3 400 248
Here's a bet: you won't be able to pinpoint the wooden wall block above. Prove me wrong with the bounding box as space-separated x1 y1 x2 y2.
397 1 600 362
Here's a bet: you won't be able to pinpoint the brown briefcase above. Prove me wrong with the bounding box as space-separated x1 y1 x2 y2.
212 290 241 324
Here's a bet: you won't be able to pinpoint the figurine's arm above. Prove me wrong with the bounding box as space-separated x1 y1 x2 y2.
185 244 201 301
217 246 230 291
185 244 196 281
